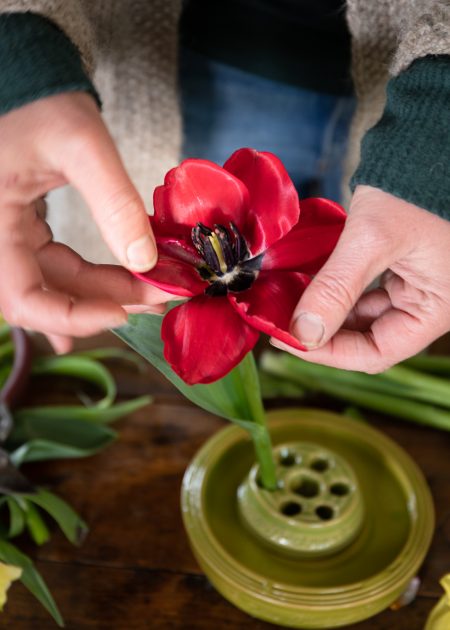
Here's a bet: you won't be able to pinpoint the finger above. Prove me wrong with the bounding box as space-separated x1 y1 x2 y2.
343 288 391 331
0 227 127 336
34 196 47 220
61 120 157 272
38 242 174 306
290 219 392 349
46 333 73 354
18 203 53 251
272 303 445 373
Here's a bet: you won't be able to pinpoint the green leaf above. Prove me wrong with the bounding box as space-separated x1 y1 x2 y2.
0 539 64 626
114 313 279 489
13 395 152 425
5 497 26 538
7 416 117 465
0 365 10 390
0 323 10 343
114 313 262 424
31 355 117 409
10 437 115 466
24 503 50 546
73 347 146 371
258 371 306 399
23 489 88 546
0 340 14 364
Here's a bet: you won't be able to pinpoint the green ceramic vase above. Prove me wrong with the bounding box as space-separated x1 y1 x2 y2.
181 408 434 629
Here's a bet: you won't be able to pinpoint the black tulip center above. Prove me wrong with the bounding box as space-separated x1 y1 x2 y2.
191 222 262 296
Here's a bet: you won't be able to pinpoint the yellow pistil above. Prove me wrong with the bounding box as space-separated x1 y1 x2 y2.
208 233 228 274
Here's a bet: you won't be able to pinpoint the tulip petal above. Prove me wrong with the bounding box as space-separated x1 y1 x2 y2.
261 197 346 273
156 236 203 266
153 159 250 238
134 256 208 297
223 148 300 254
229 271 309 350
162 297 259 384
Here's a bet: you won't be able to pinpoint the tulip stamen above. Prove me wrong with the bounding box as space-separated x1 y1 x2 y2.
191 221 262 296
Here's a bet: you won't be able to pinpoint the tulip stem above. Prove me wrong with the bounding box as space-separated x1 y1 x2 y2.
239 353 278 491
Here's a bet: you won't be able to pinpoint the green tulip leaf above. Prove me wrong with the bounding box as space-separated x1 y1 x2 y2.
114 313 264 424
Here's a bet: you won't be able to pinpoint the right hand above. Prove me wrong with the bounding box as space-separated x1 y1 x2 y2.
0 92 170 352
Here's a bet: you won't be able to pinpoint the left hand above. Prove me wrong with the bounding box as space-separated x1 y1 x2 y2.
271 185 450 372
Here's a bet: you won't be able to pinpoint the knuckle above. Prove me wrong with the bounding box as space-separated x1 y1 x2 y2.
364 361 390 375
1 301 23 327
102 186 145 226
65 127 99 165
313 272 357 313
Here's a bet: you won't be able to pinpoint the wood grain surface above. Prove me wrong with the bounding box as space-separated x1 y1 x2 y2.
2 334 449 630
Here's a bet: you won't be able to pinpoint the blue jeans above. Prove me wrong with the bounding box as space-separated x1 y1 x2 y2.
180 48 355 203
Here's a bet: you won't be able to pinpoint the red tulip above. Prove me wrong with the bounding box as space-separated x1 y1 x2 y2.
135 148 346 384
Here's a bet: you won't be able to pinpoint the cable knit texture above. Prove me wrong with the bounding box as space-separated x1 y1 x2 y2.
0 0 95 72
351 56 450 219
0 0 449 260
0 13 99 115
48 1 183 263
343 0 450 204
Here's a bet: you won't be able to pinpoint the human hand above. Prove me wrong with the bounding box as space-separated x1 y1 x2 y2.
271 185 450 372
0 92 170 353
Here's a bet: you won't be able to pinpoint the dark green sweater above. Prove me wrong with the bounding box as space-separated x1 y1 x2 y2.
0 12 448 220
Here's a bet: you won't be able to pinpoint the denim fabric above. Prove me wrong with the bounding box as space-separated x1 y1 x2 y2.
180 48 355 203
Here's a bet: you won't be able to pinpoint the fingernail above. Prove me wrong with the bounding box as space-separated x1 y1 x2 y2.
291 312 324 349
126 235 157 271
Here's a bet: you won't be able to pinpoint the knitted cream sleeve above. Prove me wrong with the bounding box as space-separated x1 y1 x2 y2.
391 0 450 75
0 0 95 73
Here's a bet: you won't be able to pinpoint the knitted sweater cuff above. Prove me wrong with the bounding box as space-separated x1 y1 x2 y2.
0 12 100 116
351 56 450 220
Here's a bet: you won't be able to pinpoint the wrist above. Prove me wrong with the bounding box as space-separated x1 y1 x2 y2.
0 12 100 117
351 56 450 221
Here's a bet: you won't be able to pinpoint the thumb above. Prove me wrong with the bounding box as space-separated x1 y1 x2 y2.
290 219 391 349
62 118 157 272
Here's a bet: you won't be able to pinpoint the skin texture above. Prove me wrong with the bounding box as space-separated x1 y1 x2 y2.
273 185 450 372
0 92 171 353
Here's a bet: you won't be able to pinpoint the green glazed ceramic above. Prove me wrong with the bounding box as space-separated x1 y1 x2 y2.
425 575 450 630
181 408 435 629
238 441 365 557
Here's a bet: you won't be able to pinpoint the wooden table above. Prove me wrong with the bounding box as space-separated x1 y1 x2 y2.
3 334 450 629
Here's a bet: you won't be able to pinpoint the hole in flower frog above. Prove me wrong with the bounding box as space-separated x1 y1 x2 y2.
310 457 329 473
330 482 350 497
316 505 334 521
280 501 302 517
291 477 320 498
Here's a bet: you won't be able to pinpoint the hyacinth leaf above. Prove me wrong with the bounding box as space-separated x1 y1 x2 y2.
22 489 88 546
31 355 117 409
0 539 63 626
115 312 265 425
